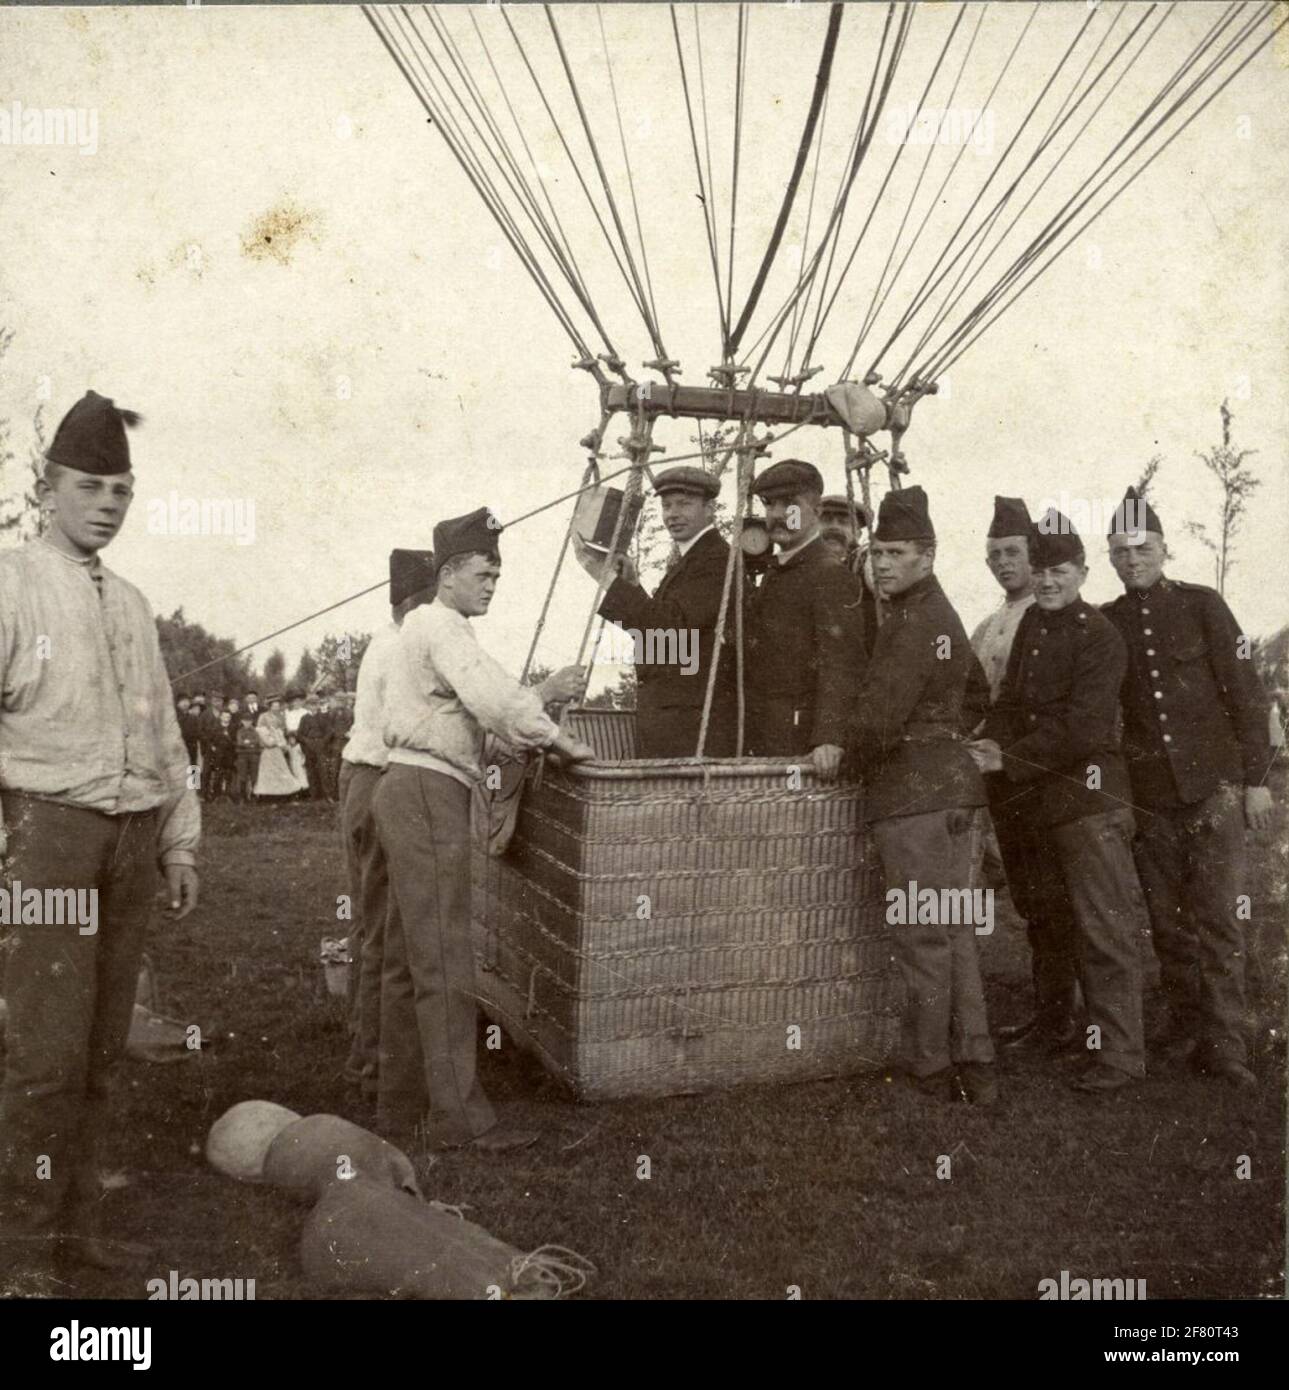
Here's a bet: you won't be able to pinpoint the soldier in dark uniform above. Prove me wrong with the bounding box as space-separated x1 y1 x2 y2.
973 509 1146 1094
181 694 204 768
972 496 1079 1054
848 485 995 1103
1103 488 1271 1089
578 466 737 758
197 693 226 801
297 696 332 801
819 493 878 656
745 460 865 777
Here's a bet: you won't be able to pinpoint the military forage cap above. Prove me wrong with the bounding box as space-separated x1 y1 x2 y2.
46 390 142 476
1106 485 1163 543
874 484 935 542
652 465 719 499
988 495 1034 539
389 549 436 607
1032 508 1086 567
432 506 502 567
751 458 824 500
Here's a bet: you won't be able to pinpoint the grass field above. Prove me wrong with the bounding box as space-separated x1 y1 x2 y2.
27 792 1287 1301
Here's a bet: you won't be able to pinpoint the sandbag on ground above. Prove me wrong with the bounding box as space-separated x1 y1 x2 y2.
300 1178 593 1300
206 1100 302 1182
263 1114 421 1201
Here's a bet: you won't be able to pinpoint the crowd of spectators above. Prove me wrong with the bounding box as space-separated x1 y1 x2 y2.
173 688 354 803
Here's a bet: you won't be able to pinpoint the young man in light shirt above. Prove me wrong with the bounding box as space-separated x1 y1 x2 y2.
338 548 437 1101
373 507 592 1152
0 391 200 1292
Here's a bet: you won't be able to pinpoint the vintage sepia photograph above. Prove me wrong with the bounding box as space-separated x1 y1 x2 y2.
0 0 1285 1339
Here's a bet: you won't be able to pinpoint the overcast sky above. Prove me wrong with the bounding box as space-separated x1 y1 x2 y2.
2 2 1286 690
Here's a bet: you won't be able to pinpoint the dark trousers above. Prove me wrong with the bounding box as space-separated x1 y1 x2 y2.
234 754 257 802
635 686 736 759
338 762 388 1090
1133 786 1249 1061
323 750 343 801
303 745 329 800
1050 808 1147 1076
0 794 157 1263
870 806 994 1077
991 788 1078 1024
371 765 496 1145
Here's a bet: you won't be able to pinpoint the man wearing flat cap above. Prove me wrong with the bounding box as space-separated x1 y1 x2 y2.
1103 488 1271 1089
576 465 737 757
337 548 438 1099
0 391 200 1291
971 496 1079 1055
745 459 865 777
819 493 878 656
374 508 593 1152
973 509 1147 1094
847 485 996 1103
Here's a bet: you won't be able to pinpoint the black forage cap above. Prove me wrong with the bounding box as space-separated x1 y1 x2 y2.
874 484 935 542
432 507 503 567
389 549 437 607
987 495 1033 539
1106 485 1163 540
1032 507 1086 567
46 390 142 476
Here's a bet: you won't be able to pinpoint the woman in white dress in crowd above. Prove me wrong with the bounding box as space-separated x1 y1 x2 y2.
254 696 301 799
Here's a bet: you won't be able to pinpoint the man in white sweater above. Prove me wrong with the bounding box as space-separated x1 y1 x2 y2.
0 391 200 1292
373 507 591 1152
338 548 437 1100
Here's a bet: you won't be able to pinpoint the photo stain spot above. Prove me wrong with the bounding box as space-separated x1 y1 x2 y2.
241 202 322 266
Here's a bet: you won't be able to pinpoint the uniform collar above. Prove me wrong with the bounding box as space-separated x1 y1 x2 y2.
886 571 939 610
1035 596 1087 626
1133 575 1170 601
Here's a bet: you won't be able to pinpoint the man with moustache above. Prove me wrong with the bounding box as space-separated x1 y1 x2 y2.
744 461 865 777
0 391 200 1291
819 493 878 656
374 508 594 1152
575 465 736 757
972 509 1146 1094
1103 488 1271 1088
971 497 1079 1055
848 486 996 1104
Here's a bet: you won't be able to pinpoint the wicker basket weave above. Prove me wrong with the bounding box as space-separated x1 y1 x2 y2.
471 709 898 1099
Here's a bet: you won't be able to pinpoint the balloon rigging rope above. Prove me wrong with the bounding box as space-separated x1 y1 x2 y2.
671 3 730 349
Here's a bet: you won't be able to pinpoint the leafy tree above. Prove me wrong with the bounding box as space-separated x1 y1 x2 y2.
289 649 320 694
156 608 255 698
314 631 372 692
583 665 636 710
262 648 287 695
1183 401 1260 596
0 328 44 544
1134 453 1163 500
